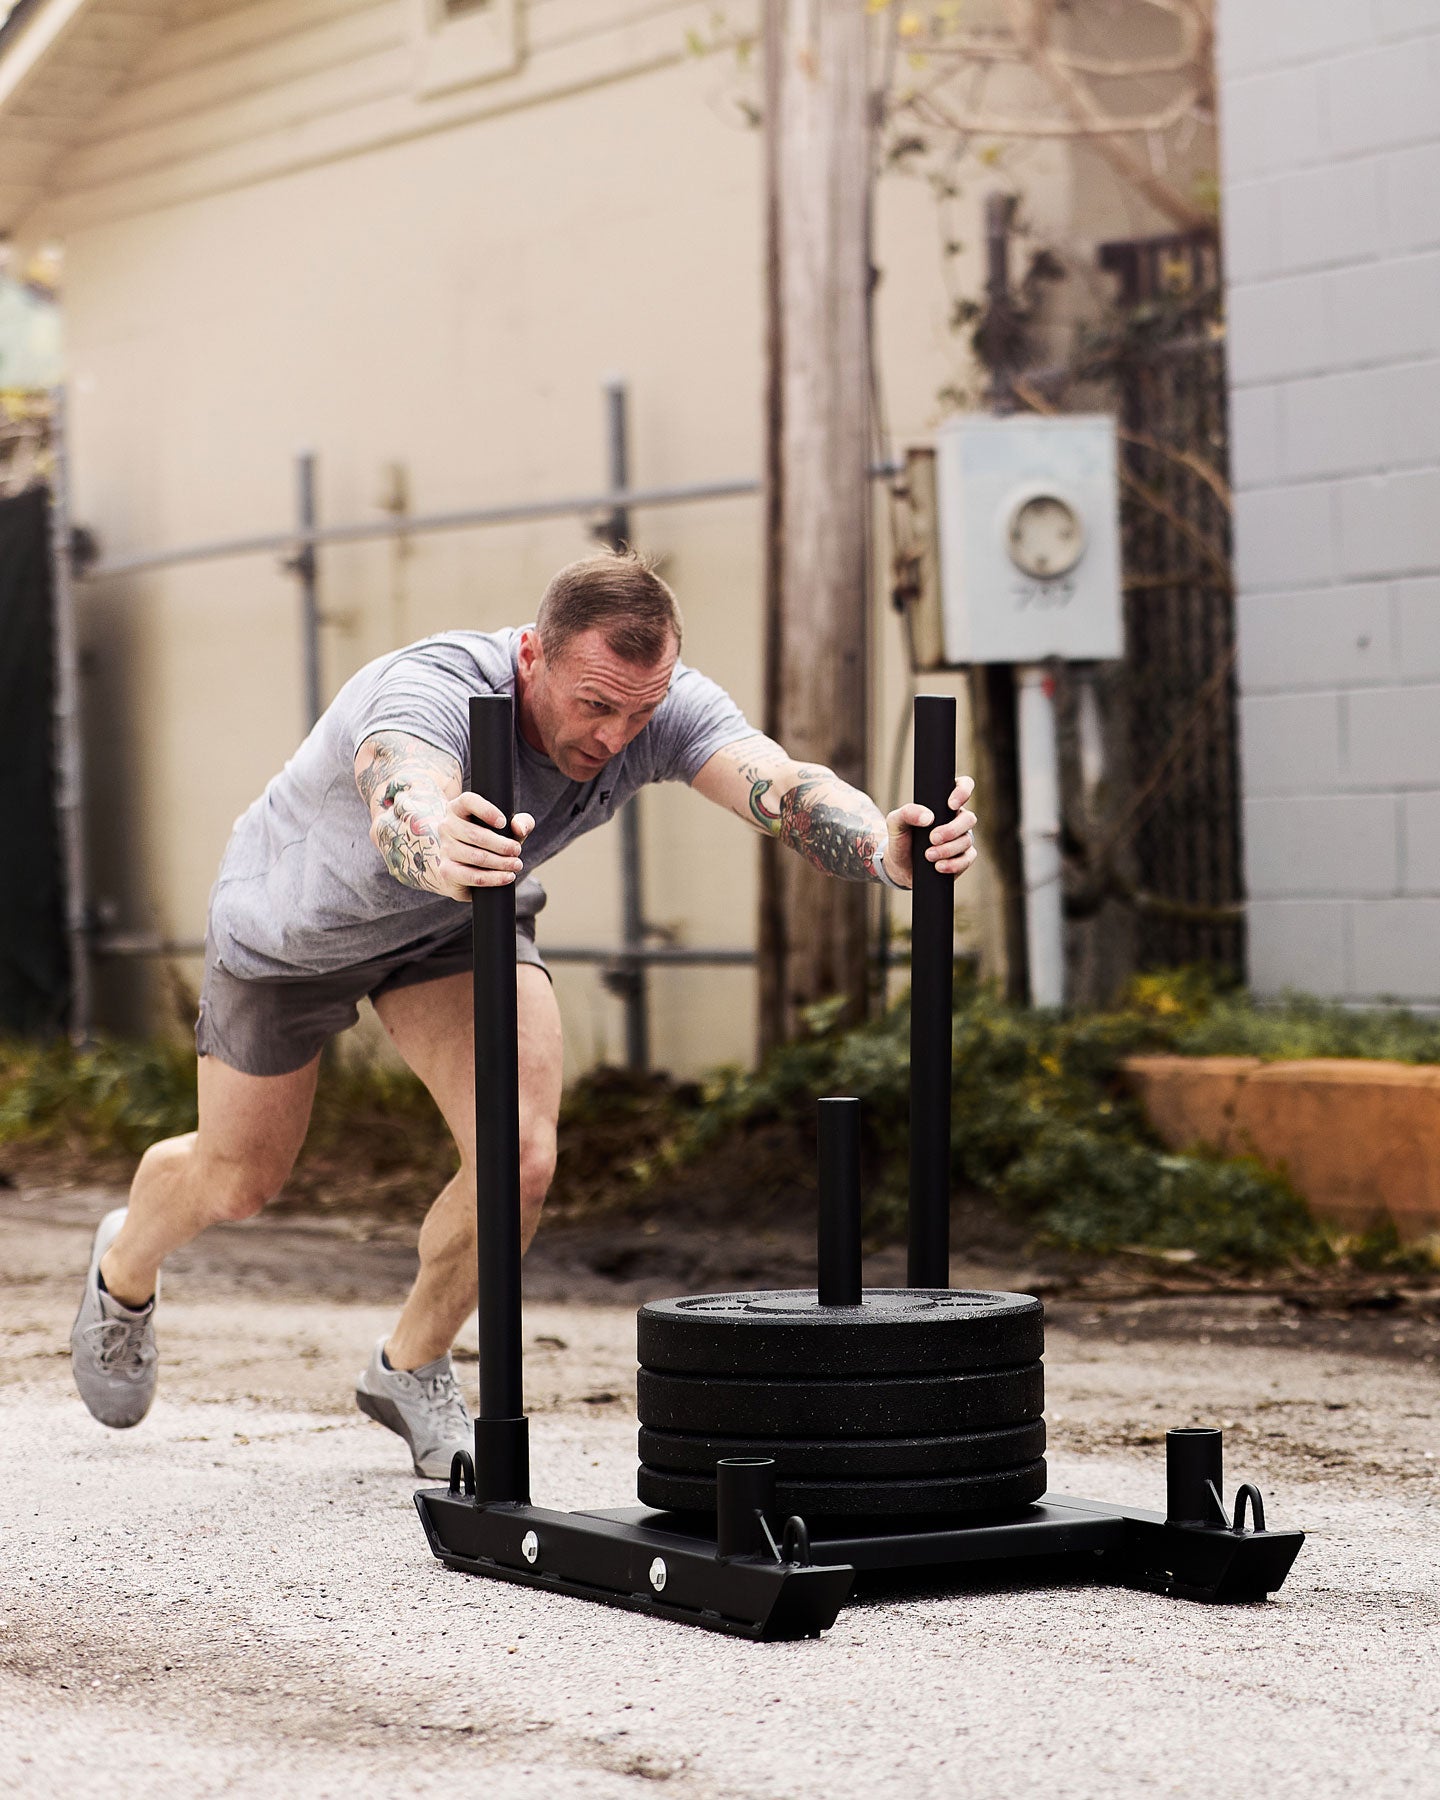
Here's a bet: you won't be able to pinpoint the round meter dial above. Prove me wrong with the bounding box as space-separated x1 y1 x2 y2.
1005 492 1085 580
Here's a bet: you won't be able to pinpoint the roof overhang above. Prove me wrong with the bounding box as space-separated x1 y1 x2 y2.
0 0 165 238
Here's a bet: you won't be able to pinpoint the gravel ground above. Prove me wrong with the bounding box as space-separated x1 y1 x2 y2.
2 1184 1437 1800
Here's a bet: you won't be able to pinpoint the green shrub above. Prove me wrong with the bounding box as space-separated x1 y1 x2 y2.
661 969 1330 1267
1169 989 1440 1063
2 969 1432 1270
0 1036 199 1155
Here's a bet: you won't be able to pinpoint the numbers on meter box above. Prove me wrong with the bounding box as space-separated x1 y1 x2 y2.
1013 574 1078 610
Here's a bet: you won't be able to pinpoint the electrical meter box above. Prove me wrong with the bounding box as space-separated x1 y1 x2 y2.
933 413 1123 664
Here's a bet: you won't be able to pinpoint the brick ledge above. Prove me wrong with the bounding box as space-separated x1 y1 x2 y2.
1121 1055 1440 1240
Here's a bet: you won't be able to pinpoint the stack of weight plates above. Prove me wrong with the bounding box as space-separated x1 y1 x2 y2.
636 1289 1047 1519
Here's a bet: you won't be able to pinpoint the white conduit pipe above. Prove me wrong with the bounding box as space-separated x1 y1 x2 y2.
1016 664 1065 1009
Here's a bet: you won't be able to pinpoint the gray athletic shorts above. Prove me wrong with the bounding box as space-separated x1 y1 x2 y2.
196 877 547 1078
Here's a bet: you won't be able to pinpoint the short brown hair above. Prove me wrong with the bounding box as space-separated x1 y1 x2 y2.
535 549 682 666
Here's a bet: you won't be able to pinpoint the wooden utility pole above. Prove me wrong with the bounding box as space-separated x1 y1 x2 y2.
971 191 1030 1004
758 0 873 1052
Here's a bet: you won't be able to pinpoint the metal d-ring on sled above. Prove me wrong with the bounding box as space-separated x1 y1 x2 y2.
412 693 1304 1641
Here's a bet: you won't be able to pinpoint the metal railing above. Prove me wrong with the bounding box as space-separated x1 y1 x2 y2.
84 472 766 581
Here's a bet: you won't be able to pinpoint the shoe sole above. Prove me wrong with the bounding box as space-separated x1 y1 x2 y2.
356 1385 437 1478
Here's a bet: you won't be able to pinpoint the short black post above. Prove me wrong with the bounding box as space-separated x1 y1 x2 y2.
817 1097 862 1307
908 694 959 1289
1166 1428 1224 1527
716 1458 778 1559
469 694 530 1504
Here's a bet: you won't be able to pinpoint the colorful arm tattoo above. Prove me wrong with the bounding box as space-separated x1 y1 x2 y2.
720 736 889 883
777 773 888 883
355 731 461 895
748 776 782 832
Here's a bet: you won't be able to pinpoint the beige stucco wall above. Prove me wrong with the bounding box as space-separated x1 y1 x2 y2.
16 0 1204 1076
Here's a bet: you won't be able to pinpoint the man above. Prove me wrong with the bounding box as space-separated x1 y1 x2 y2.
71 550 978 1475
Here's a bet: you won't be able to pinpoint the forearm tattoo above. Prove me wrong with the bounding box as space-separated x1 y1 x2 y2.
777 771 887 882
355 731 460 894
731 738 887 883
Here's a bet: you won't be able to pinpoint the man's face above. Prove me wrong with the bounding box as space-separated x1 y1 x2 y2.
517 625 678 781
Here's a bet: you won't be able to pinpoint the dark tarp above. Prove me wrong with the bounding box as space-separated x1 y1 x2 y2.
0 485 68 1035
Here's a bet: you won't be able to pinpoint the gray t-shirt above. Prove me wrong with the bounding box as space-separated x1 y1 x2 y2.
209 627 755 977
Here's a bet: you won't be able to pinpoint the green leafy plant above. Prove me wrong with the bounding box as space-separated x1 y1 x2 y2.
0 1036 199 1154
660 969 1333 1267
2 969 1434 1270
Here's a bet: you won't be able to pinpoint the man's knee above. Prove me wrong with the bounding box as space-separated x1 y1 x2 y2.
151 1136 292 1224
207 1176 281 1224
520 1124 557 1212
443 1126 552 1229
204 1162 287 1222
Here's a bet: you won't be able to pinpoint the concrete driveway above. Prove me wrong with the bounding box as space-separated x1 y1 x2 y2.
2 1184 1436 1799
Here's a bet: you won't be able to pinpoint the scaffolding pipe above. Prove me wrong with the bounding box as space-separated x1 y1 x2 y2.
82 464 903 582
294 450 321 731
83 476 764 580
601 376 651 1073
90 934 928 969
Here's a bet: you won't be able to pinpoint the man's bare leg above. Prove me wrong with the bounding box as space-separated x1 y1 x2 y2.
99 1053 321 1307
374 965 563 1371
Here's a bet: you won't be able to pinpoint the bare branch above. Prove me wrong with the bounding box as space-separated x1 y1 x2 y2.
1051 0 1205 78
1013 375 1233 508
1090 643 1239 861
884 0 1217 226
1001 0 1214 228
906 0 1202 83
915 41 1199 77
910 82 1202 141
1115 425 1232 511
896 34 1028 65
1052 51 1197 78
1012 377 1232 578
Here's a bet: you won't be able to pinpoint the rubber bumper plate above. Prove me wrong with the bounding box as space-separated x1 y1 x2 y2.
637 1289 1044 1378
637 1417 1046 1480
637 1360 1044 1439
637 1456 1049 1518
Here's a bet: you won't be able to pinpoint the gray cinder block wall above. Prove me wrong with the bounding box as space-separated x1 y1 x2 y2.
1219 0 1440 1005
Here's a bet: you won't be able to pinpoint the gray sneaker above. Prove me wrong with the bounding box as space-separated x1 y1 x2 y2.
70 1208 160 1428
355 1339 472 1477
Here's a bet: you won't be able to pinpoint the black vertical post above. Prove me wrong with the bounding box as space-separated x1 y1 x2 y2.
817 1097 862 1306
907 694 958 1289
469 693 530 1503
716 1458 778 1558
1166 1428 1225 1527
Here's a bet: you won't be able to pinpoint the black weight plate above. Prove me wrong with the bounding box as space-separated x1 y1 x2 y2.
638 1417 1046 1479
637 1360 1043 1439
638 1288 1043 1378
636 1457 1048 1519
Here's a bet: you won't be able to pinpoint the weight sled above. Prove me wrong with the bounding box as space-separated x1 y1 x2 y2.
414 693 1304 1639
